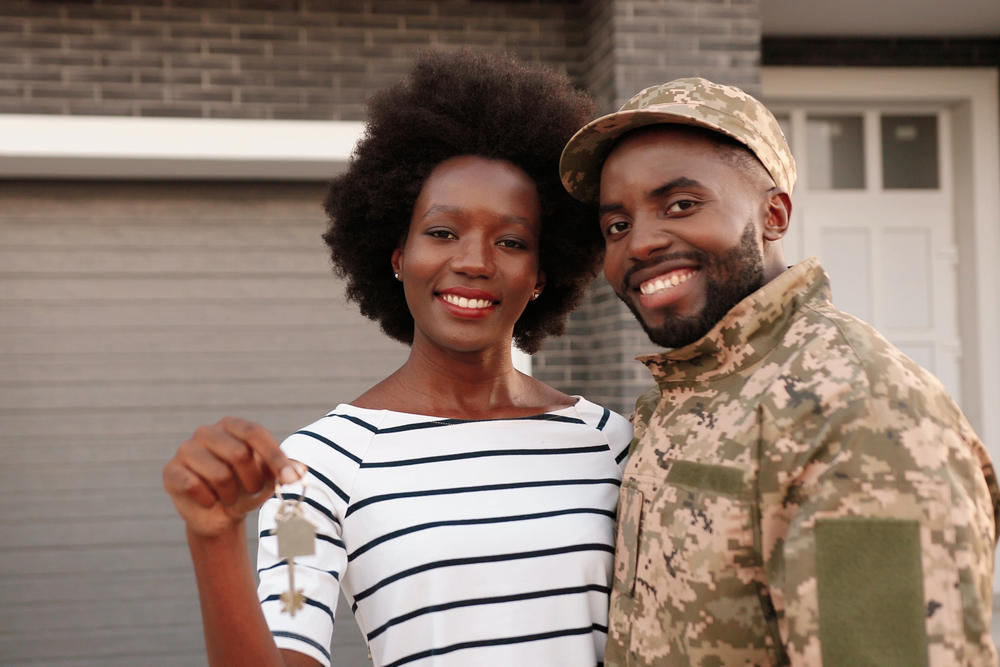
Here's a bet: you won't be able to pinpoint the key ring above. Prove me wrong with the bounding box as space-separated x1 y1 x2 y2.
273 464 308 520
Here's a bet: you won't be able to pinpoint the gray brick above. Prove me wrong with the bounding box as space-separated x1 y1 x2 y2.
65 36 138 52
100 53 164 68
136 7 203 24
242 88 302 104
138 103 203 117
0 68 61 82
67 101 134 115
0 100 64 113
66 69 135 84
0 34 61 49
28 21 95 37
172 87 234 103
31 84 94 100
336 14 401 29
208 105 269 119
64 7 133 22
238 26 300 41
169 25 234 40
101 84 162 101
208 41 270 56
139 71 203 85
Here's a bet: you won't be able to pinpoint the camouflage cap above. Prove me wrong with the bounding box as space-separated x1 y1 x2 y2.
559 77 797 202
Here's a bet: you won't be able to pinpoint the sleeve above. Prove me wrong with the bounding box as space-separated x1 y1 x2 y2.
603 408 635 473
256 427 357 667
758 373 999 666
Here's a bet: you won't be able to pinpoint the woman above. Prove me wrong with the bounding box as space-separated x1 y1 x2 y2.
163 49 632 667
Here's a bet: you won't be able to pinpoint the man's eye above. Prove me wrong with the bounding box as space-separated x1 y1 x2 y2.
604 220 629 238
666 200 697 214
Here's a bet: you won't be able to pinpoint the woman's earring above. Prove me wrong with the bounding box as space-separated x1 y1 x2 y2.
531 291 540 301
394 272 400 281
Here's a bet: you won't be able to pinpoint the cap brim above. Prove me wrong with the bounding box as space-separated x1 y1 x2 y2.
559 105 746 203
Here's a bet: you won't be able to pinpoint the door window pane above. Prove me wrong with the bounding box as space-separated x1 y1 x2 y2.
806 115 865 189
881 115 939 189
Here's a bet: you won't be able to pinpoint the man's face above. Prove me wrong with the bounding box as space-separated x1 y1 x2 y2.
598 126 770 349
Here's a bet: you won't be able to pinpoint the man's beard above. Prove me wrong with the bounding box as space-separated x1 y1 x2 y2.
620 222 766 349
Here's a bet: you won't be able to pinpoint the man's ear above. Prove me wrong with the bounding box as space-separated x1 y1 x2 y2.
762 190 792 241
391 247 403 277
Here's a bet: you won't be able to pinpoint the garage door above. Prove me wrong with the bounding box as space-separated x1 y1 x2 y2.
0 181 407 665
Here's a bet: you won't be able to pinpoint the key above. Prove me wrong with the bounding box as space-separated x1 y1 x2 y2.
274 499 317 617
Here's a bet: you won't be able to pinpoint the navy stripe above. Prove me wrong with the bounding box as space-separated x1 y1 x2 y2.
257 560 340 582
346 477 620 517
259 529 344 550
383 624 607 667
329 411 585 435
276 492 341 528
615 443 630 465
354 543 614 604
304 465 350 504
359 444 609 469
262 594 335 626
317 533 345 549
348 507 615 561
597 407 610 431
329 412 380 432
271 630 332 663
367 584 611 641
293 429 362 464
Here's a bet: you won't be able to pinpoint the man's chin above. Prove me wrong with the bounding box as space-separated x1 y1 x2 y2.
625 300 712 349
639 318 713 350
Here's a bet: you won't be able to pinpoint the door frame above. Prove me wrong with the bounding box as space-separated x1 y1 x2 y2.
762 66 1000 457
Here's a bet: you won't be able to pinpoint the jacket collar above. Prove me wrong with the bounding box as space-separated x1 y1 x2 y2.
637 257 830 384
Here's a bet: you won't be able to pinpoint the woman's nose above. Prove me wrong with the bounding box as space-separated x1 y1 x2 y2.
450 237 494 277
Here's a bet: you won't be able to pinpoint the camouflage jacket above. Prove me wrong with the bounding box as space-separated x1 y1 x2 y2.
607 257 1000 666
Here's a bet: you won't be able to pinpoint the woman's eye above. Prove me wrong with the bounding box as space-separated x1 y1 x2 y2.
666 199 697 214
427 228 457 239
497 238 526 249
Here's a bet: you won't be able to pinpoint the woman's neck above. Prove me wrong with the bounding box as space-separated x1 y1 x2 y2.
352 339 568 419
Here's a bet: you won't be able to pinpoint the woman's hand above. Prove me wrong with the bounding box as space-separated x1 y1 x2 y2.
163 417 305 538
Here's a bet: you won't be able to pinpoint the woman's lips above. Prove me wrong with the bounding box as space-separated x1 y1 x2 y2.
436 287 498 317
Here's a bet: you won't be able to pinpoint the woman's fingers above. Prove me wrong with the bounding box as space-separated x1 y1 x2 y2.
219 417 304 484
165 418 304 512
163 457 218 509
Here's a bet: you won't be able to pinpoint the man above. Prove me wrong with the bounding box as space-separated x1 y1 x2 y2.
559 78 1000 665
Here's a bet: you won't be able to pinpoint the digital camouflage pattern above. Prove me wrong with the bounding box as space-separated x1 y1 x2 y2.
608 258 1000 666
559 77 797 203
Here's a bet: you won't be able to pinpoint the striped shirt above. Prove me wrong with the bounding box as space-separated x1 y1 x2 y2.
257 396 632 667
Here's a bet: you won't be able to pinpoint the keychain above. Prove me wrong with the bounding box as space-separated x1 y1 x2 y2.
272 474 317 617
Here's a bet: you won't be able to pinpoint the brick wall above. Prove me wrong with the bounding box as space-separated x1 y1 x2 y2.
0 0 585 119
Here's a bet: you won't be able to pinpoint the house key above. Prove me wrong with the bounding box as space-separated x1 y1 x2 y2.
273 480 316 617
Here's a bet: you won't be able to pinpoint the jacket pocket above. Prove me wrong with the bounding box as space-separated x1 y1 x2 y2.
614 483 644 597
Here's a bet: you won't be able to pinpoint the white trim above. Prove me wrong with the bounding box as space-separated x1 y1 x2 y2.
762 66 1000 455
0 114 364 179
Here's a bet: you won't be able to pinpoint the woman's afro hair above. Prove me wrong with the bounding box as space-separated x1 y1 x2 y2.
322 48 600 354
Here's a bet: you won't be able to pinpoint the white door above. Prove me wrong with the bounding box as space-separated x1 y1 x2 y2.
773 106 961 402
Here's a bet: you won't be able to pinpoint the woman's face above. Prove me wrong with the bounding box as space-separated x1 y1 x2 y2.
391 155 545 356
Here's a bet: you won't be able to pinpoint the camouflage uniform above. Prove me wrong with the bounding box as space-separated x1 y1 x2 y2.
607 258 1000 666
